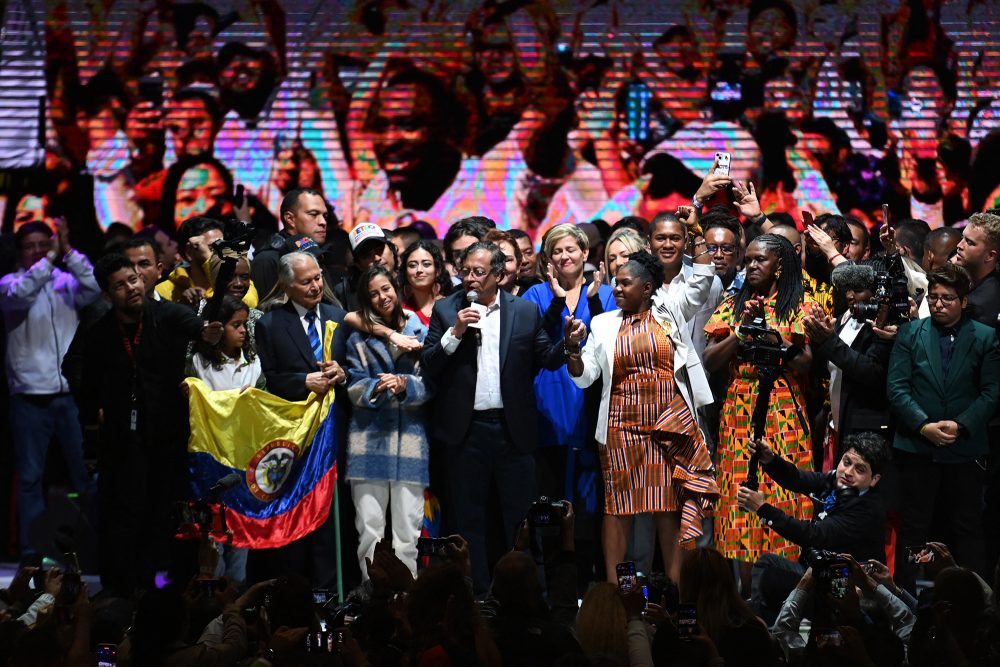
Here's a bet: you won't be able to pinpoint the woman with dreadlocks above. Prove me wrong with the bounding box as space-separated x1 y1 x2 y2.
703 234 815 593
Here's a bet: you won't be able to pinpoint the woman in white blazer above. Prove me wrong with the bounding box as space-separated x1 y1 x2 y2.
566 250 719 582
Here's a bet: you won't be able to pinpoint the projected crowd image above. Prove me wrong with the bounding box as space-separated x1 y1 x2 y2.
26 0 1000 246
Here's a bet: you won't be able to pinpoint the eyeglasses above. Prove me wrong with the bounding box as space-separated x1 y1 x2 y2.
458 267 491 278
926 294 960 304
706 244 737 255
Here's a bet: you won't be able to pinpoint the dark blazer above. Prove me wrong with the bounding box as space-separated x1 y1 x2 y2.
69 299 204 456
966 270 1000 335
757 455 886 563
421 290 565 452
887 315 1000 461
812 318 894 447
256 300 348 401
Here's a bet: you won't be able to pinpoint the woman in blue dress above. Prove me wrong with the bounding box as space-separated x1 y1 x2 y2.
523 223 616 502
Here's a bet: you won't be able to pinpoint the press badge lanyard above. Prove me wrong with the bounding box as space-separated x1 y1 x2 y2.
119 319 143 432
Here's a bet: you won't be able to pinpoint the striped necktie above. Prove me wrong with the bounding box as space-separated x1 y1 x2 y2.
304 311 323 362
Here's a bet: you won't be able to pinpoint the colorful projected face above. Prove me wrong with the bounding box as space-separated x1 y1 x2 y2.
165 97 216 158
371 83 441 190
174 165 229 228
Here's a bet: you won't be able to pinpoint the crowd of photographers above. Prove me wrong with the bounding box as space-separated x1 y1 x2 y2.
1 161 1000 665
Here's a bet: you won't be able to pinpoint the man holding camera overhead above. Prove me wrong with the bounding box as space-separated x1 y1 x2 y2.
737 432 890 565
737 432 890 613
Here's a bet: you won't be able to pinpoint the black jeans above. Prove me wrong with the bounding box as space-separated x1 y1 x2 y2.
446 416 537 594
894 450 986 593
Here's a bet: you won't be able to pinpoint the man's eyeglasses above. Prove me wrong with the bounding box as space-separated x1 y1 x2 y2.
706 244 737 255
926 294 960 304
458 267 491 278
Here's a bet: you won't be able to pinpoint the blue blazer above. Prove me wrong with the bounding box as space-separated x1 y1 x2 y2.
256 300 348 401
421 290 566 452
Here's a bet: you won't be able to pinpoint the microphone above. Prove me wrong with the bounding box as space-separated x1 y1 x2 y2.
209 472 242 496
466 290 482 346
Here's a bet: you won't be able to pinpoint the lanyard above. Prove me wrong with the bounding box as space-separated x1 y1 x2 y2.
118 319 143 366
117 318 143 432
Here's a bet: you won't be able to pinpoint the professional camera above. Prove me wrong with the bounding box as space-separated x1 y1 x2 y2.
849 253 911 328
802 547 847 571
211 219 256 259
528 496 567 528
736 315 786 369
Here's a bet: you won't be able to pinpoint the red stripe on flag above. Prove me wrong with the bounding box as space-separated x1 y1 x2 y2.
222 466 338 549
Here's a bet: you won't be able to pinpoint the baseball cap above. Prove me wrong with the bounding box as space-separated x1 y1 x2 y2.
349 223 386 252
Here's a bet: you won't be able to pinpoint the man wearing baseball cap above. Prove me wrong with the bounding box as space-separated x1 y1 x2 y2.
332 223 394 311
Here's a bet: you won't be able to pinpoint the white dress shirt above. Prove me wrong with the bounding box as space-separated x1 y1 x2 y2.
828 312 866 431
440 296 503 409
292 300 322 338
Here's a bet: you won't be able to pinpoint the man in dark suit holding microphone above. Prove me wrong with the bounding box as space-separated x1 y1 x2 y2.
422 240 585 593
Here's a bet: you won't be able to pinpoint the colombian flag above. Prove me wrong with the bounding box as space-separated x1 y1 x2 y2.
185 322 338 549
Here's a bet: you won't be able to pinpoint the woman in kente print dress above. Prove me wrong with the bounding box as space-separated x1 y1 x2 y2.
704 234 815 592
568 251 718 582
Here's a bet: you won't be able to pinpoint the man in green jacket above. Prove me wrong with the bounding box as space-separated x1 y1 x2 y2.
888 263 1000 592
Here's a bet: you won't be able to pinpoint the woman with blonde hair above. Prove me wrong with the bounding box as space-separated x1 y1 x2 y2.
523 223 616 500
604 227 649 282
575 583 628 665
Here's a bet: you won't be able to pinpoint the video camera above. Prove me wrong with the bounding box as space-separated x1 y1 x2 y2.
736 315 786 369
849 253 911 328
209 219 255 261
736 311 792 491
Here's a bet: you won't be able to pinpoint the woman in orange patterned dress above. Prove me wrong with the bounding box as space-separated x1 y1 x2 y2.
567 251 718 582
704 234 815 593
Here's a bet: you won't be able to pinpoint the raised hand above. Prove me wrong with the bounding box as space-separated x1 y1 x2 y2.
587 262 605 298
732 180 763 220
694 157 732 203
547 263 567 298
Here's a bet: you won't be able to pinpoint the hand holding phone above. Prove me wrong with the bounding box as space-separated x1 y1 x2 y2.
677 604 697 640
714 152 732 177
616 561 637 594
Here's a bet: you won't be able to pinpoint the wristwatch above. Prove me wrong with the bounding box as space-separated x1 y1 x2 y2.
563 342 581 357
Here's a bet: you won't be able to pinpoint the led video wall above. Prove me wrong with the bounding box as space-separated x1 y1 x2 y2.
34 0 1000 239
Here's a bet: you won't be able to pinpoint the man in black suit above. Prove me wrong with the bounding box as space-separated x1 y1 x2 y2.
803 260 895 469
69 254 224 596
422 241 584 593
256 251 348 400
254 251 348 586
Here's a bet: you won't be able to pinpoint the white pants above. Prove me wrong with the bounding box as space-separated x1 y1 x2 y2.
351 480 424 578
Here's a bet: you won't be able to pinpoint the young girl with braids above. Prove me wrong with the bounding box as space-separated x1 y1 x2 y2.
703 234 815 593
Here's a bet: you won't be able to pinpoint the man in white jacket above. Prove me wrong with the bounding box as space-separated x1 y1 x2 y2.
0 220 98 558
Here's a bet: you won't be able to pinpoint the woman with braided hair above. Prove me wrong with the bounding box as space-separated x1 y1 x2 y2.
566 250 718 582
704 233 815 591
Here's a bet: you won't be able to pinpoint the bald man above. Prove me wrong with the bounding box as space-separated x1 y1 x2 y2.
923 227 962 272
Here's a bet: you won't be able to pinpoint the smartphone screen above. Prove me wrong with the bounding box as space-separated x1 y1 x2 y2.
714 152 732 177
828 565 850 599
97 644 117 667
882 203 891 228
616 561 637 594
677 604 697 640
815 629 843 649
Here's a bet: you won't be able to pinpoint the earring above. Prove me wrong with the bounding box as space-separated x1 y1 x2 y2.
775 269 782 279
